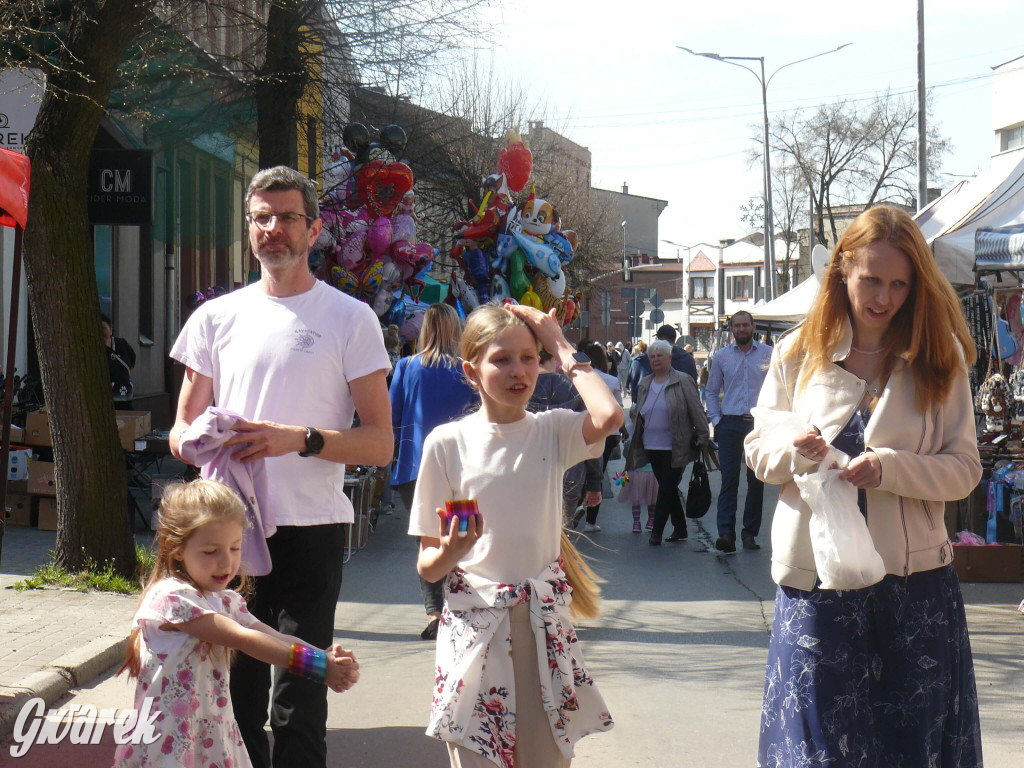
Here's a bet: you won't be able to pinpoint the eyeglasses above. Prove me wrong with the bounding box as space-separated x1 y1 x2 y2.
246 211 313 228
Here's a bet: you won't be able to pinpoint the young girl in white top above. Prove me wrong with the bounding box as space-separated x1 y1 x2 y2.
114 480 359 768
409 304 624 768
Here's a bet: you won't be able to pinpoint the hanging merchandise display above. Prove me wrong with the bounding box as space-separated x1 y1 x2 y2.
960 286 1024 583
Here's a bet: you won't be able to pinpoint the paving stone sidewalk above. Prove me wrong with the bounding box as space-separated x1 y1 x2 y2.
0 525 139 738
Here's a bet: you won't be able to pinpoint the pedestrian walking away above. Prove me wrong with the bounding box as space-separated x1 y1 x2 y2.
744 205 984 766
705 310 772 553
409 304 624 767
389 303 477 641
168 165 393 768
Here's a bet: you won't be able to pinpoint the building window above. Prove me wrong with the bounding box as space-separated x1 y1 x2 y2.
690 276 713 299
1000 124 1024 153
727 275 752 300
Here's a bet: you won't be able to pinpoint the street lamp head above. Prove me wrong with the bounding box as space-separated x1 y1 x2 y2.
621 220 626 228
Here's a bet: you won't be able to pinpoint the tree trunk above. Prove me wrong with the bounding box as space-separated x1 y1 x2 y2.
23 0 154 575
256 0 308 169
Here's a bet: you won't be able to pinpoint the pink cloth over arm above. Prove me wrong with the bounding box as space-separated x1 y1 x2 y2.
179 406 275 575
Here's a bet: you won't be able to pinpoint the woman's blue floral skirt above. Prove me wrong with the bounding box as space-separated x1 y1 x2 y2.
759 564 983 767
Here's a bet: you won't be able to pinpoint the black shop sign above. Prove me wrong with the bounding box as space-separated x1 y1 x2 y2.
87 149 153 225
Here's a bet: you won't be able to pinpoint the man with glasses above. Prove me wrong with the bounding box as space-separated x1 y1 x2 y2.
169 165 393 767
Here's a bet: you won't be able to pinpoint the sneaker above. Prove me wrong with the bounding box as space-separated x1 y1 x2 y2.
715 536 737 554
742 535 761 550
571 506 586 529
645 517 654 530
632 521 642 533
583 522 601 533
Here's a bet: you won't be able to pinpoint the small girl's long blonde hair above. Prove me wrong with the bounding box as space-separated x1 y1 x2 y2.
461 305 603 620
119 480 250 678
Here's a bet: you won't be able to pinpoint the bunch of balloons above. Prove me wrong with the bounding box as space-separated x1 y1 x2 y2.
314 122 436 328
446 129 581 327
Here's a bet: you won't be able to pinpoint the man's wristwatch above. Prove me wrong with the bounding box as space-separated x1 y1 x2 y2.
299 427 324 457
560 350 593 376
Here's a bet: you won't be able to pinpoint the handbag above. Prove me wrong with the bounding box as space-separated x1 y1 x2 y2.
685 453 713 519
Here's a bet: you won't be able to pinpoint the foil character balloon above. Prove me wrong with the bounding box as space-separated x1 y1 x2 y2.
520 191 556 237
509 249 531 301
547 271 566 299
366 216 393 260
511 228 561 279
343 123 371 163
400 308 425 340
331 260 385 302
449 272 480 313
391 191 418 243
490 274 511 303
519 286 543 310
531 271 559 312
379 123 408 160
466 247 491 304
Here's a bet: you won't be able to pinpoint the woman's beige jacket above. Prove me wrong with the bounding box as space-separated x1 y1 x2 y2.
744 321 981 591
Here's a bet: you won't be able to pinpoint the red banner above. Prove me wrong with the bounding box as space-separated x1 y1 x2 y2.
0 147 31 229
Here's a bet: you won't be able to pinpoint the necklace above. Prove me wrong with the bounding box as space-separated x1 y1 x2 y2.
851 344 884 355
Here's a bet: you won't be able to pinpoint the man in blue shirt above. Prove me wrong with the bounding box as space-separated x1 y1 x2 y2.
705 311 773 553
628 324 697 400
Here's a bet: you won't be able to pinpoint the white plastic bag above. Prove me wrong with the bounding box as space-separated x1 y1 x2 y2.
795 447 886 590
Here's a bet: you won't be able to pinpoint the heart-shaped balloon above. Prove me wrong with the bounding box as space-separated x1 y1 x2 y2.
356 160 414 218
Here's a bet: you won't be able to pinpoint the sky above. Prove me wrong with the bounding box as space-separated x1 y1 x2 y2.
479 0 1024 262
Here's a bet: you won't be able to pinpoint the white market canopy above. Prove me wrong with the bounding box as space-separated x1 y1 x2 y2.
750 271 821 325
920 155 1024 285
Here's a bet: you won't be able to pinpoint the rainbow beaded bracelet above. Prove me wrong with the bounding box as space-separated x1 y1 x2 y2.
288 643 327 685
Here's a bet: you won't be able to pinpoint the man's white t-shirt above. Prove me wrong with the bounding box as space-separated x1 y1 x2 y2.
409 408 603 584
170 280 391 526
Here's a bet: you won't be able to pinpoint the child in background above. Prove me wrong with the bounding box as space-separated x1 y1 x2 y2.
617 463 660 532
114 480 358 768
410 303 624 768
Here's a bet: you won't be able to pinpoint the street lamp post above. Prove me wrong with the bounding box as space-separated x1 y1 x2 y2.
621 220 628 280
677 43 851 301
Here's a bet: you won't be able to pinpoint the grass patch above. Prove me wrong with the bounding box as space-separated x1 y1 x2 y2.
10 543 154 595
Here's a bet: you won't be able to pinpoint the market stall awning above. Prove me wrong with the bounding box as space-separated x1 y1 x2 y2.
750 272 821 325
928 156 1024 285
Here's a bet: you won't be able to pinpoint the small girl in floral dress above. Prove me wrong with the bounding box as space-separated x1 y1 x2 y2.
114 480 359 767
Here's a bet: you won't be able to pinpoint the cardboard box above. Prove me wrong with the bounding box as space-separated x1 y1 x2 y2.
23 408 51 447
953 543 1023 583
116 411 152 451
27 460 56 496
4 493 33 526
7 446 32 480
36 497 58 531
7 425 24 444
